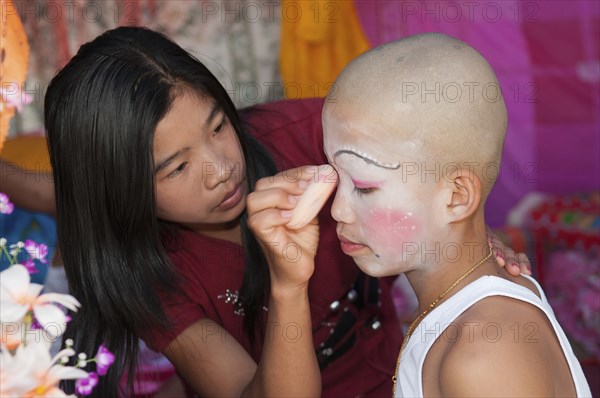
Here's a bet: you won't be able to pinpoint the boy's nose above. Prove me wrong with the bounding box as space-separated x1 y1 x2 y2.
331 190 354 224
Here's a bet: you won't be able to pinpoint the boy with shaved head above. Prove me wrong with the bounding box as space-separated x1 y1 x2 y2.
323 33 591 397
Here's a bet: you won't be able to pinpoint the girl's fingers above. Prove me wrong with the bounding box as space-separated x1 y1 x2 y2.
493 248 506 267
504 261 521 277
517 252 532 275
489 236 506 267
492 240 526 277
287 165 337 230
501 246 517 274
254 167 315 191
490 237 531 277
248 166 322 217
247 208 293 234
246 188 298 215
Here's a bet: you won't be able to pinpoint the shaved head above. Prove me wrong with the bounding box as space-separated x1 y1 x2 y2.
323 33 507 197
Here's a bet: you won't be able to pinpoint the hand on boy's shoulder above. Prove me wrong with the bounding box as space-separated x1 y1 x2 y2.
433 296 577 397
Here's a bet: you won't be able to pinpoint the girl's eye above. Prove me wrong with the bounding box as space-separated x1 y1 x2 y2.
168 162 188 179
213 117 228 135
354 187 376 196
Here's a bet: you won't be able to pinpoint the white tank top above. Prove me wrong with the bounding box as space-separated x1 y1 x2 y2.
394 275 592 397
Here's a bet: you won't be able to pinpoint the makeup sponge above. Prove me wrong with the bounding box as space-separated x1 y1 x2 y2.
287 165 338 229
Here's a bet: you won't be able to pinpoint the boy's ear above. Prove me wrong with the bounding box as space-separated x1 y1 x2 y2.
442 168 482 223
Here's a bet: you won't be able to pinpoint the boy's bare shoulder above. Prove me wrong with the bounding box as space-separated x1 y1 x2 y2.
437 294 571 397
454 290 546 327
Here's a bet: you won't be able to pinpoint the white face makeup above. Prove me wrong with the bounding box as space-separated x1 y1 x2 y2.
323 108 436 277
322 32 507 281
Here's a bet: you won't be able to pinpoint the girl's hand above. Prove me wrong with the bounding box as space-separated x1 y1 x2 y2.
246 166 329 397
487 227 532 276
247 166 332 291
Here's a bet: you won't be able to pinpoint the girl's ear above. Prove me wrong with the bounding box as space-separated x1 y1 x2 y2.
441 168 482 223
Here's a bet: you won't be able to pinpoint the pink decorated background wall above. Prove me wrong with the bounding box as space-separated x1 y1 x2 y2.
355 0 600 226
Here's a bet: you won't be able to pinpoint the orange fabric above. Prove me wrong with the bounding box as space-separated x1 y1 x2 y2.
279 0 370 99
0 0 30 152
0 136 51 172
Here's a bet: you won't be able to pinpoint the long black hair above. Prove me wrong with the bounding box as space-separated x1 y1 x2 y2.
45 26 275 396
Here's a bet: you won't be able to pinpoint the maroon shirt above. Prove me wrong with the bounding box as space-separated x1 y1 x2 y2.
144 98 401 397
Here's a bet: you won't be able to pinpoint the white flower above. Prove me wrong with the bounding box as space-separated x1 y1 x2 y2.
0 340 88 397
0 342 37 397
1 321 27 350
0 265 81 338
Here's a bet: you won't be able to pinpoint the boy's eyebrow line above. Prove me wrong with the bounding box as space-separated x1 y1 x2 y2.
333 149 401 170
154 147 191 174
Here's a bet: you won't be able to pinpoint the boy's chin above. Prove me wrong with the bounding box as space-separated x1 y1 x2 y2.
354 257 400 278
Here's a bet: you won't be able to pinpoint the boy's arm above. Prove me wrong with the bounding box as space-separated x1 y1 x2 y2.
440 334 553 397
438 296 575 397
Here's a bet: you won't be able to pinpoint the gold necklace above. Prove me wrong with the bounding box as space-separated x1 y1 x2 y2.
391 247 493 395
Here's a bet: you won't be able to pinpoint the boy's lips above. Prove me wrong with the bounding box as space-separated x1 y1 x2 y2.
337 234 368 255
216 181 245 211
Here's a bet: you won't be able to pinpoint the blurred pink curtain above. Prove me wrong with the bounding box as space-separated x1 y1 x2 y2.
355 0 600 226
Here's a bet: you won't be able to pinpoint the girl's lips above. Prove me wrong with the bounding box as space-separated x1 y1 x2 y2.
216 182 244 211
337 235 368 255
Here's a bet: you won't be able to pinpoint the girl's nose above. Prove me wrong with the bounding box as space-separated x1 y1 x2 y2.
202 161 233 190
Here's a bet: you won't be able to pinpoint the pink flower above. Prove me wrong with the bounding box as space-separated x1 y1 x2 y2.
23 258 39 274
24 240 49 264
75 372 99 396
95 344 115 376
0 193 14 215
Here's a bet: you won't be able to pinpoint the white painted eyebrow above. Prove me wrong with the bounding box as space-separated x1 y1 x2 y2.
333 147 400 170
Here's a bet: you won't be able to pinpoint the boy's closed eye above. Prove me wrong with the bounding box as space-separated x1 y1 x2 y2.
351 179 379 196
354 187 377 196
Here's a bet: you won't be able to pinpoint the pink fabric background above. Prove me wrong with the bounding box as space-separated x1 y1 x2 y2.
355 0 600 226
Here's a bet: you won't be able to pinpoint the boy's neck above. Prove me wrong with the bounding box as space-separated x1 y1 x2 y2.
405 223 492 314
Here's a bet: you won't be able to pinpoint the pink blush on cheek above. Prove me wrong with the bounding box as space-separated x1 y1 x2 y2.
363 208 420 252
